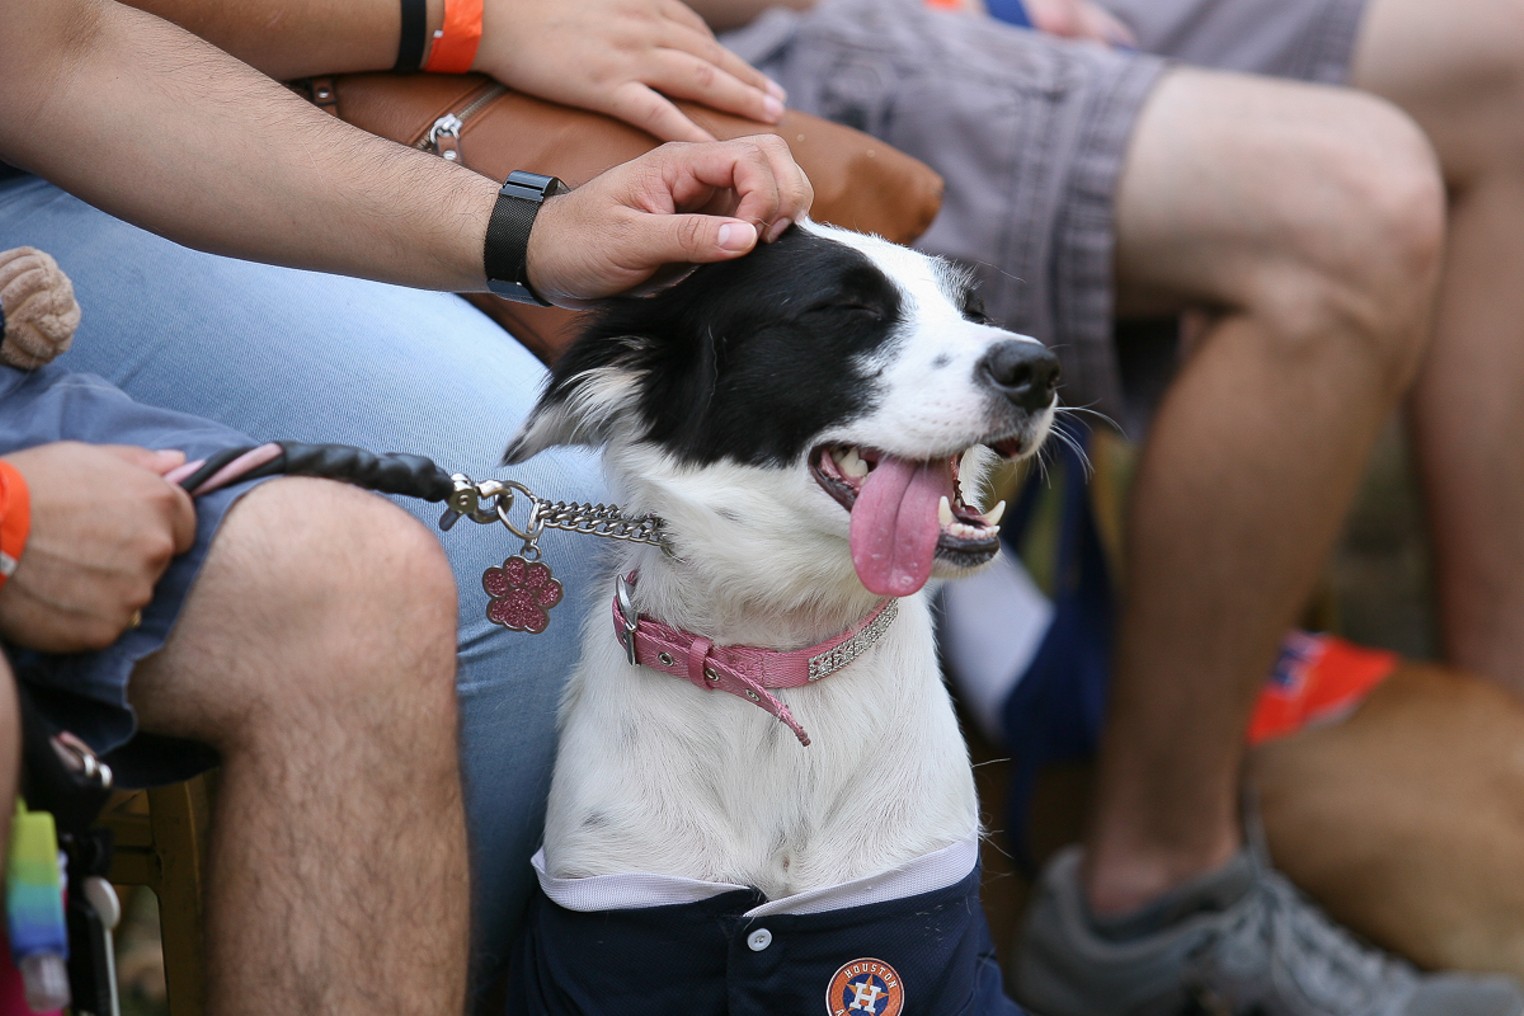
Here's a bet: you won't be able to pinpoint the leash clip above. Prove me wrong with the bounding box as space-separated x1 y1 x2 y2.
439 474 509 531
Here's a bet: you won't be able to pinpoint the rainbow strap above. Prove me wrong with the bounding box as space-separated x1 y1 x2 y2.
6 802 67 966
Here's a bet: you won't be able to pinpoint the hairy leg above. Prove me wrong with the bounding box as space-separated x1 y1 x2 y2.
1086 68 1443 913
127 478 467 1015
1351 0 1524 691
0 195 604 992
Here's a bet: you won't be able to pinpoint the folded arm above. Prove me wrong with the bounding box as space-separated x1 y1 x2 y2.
3 0 498 292
1 0 810 304
127 0 789 143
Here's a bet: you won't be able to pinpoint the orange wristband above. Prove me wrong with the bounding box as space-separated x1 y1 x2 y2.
0 460 32 587
424 0 484 74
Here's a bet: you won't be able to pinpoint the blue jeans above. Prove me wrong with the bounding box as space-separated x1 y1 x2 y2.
0 176 607 1002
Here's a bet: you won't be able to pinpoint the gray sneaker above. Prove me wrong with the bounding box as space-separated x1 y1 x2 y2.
1013 846 1524 1015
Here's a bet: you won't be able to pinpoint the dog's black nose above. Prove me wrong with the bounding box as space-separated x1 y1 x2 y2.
978 340 1061 411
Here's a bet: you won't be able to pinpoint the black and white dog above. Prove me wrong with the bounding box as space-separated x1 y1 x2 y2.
504 221 1058 1016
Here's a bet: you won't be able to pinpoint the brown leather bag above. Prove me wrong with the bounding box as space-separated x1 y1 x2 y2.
297 73 945 364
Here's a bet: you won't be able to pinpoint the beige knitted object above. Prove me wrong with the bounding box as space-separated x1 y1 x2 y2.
0 246 80 368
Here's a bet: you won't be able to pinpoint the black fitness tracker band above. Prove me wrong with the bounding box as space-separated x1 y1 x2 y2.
394 0 427 72
483 171 569 306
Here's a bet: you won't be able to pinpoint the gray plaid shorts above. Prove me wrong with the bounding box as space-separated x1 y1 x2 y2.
723 0 1368 417
1 365 269 785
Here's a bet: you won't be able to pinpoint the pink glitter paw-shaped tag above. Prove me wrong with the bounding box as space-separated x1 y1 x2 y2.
483 555 564 634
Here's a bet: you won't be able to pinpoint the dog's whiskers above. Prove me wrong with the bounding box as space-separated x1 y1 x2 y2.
1047 425 1095 482
1054 402 1119 432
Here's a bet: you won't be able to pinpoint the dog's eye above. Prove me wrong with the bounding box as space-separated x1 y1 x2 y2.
961 292 991 324
810 301 885 322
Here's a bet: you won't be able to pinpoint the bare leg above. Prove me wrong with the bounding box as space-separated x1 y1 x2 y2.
127 478 468 1015
1085 68 1444 913
0 656 16 860
1350 0 1524 692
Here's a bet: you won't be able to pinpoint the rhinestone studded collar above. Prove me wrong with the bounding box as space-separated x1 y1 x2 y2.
612 572 898 747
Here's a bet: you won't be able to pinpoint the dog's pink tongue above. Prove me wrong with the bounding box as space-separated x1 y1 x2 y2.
850 455 947 597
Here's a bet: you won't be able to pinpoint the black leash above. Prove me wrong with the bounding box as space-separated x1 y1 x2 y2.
172 440 667 635
174 441 456 502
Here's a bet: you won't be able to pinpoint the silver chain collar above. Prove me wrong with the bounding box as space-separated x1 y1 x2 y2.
437 473 669 553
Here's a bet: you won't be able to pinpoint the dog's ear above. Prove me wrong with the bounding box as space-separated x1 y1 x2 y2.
501 342 648 464
501 400 581 465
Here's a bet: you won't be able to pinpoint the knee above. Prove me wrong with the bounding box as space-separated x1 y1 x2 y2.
1252 96 1444 393
221 478 459 731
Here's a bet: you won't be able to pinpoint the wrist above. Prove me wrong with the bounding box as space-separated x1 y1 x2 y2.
394 0 430 72
423 0 484 74
483 171 569 306
0 460 32 588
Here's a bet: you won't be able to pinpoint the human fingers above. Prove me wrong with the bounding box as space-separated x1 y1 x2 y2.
610 136 810 259
657 1 788 100
0 444 186 651
630 214 759 272
629 45 787 133
161 476 197 555
96 446 197 553
635 136 812 244
524 138 811 303
583 10 784 140
671 135 812 241
527 196 757 307
606 81 718 145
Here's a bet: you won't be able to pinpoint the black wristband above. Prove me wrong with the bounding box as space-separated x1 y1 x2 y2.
394 0 428 72
484 171 568 306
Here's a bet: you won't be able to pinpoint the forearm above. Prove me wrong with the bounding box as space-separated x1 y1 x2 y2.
122 0 793 146
123 0 440 80
129 0 819 75
1 0 495 293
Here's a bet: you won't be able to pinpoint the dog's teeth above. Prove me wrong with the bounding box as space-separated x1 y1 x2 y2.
938 495 955 528
986 499 1006 526
840 447 870 478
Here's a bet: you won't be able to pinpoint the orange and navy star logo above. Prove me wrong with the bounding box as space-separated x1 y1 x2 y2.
826 957 905 1016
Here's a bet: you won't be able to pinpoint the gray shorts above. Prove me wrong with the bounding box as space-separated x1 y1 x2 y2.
1 364 269 786
723 0 1369 417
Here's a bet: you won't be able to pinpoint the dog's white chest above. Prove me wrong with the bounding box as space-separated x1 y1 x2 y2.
542 591 979 898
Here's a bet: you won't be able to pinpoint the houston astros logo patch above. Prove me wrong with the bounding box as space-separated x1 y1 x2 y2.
826 957 905 1016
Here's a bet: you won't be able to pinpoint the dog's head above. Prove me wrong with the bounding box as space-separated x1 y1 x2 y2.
505 221 1058 600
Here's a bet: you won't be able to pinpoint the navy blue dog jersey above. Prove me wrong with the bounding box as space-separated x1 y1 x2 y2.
509 864 1025 1015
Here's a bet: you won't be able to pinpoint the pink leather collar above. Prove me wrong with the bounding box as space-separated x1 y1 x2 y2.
612 573 899 747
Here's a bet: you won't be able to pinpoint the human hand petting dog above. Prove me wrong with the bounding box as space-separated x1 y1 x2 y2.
475 0 788 143
0 444 195 653
523 135 814 307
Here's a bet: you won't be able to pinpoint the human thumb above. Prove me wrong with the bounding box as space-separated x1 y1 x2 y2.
664 216 759 265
